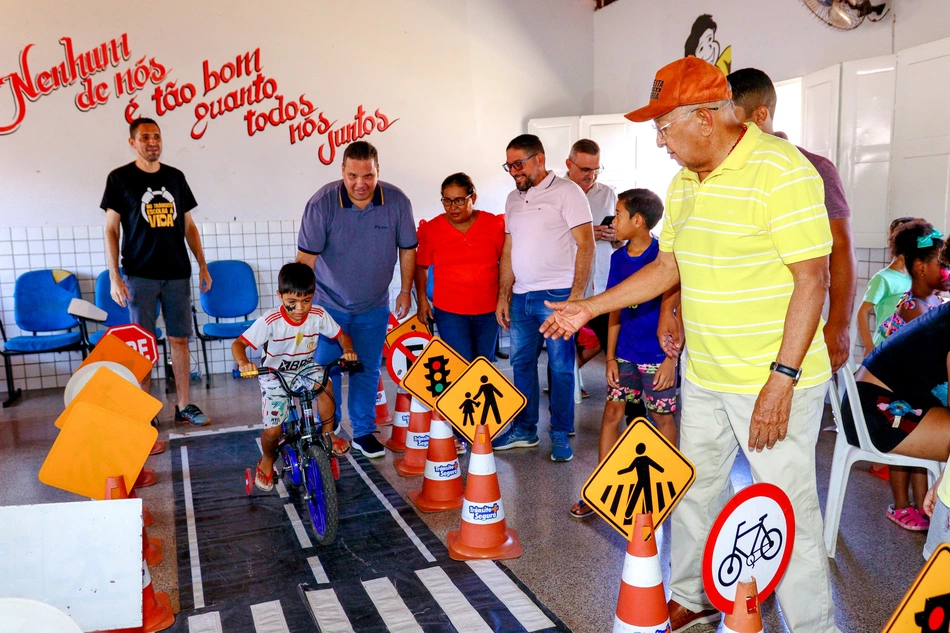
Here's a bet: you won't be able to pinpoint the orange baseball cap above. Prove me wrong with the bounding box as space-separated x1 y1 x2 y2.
625 56 732 123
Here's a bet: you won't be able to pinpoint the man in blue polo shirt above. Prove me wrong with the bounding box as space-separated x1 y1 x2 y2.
297 141 417 458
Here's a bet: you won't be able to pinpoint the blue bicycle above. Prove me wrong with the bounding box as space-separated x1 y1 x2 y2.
235 357 362 545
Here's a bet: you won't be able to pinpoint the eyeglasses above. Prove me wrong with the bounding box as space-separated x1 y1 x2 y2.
502 153 538 173
440 194 472 208
568 159 604 175
653 106 719 139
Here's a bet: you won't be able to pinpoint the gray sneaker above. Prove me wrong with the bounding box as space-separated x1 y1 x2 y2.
175 404 210 426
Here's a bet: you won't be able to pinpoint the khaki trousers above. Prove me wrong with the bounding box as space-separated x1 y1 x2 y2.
670 379 837 633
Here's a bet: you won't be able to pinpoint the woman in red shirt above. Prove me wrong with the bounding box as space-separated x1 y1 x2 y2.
415 173 505 361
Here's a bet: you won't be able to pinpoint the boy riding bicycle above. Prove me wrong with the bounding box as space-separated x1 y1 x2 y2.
232 262 357 492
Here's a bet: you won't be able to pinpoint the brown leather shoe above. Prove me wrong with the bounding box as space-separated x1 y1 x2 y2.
668 599 720 632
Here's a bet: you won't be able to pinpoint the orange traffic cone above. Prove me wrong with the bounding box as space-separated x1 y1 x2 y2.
133 467 157 489
141 559 175 632
375 376 393 425
408 410 464 512
447 425 522 561
394 398 430 477
385 389 412 452
722 578 763 633
613 513 670 633
149 439 167 455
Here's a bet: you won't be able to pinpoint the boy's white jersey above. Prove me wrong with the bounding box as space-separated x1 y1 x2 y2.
240 305 342 373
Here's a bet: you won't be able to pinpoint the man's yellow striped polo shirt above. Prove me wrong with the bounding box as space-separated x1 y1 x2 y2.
659 123 832 394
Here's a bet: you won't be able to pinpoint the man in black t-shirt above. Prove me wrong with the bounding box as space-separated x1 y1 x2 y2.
101 117 213 426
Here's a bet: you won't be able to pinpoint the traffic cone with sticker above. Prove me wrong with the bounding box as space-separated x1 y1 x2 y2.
447 425 522 560
722 578 763 633
375 376 393 425
385 388 412 452
613 512 670 633
408 410 464 512
133 466 157 489
140 557 175 632
394 397 430 477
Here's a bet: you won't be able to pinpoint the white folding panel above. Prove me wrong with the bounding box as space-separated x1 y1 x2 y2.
802 64 841 164
890 36 950 236
0 499 143 632
839 55 897 249
527 116 579 177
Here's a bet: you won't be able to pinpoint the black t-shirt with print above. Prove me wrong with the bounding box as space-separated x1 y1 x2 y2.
100 162 197 280
864 300 950 406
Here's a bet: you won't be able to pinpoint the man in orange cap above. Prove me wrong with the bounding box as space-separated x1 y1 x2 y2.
539 57 838 633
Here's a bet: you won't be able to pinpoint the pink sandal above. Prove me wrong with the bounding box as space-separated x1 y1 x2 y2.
887 504 930 531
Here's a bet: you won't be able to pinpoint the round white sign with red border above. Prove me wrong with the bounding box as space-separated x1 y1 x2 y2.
104 323 159 366
386 331 432 385
702 483 795 613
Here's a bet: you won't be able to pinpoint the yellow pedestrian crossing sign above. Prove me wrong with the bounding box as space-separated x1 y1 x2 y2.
435 357 526 443
582 418 695 540
882 544 950 633
385 315 431 349
400 337 469 409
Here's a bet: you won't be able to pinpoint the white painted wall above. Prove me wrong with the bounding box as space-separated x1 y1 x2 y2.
592 0 950 115
0 0 595 227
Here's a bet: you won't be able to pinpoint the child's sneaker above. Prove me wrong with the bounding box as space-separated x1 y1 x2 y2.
175 404 210 426
254 460 275 492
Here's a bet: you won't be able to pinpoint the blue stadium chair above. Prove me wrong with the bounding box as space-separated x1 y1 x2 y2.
1 269 88 407
89 271 168 385
192 260 259 388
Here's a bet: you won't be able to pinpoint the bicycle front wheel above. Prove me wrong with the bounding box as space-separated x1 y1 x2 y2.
304 445 339 545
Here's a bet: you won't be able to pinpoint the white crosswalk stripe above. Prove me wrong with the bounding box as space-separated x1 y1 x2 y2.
416 566 493 633
362 577 424 633
181 446 206 609
187 611 223 633
284 503 313 549
307 555 330 584
250 600 290 633
305 589 356 633
466 560 555 632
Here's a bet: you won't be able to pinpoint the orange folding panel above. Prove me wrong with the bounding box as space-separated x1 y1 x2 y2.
77 333 152 382
55 366 161 429
39 402 157 499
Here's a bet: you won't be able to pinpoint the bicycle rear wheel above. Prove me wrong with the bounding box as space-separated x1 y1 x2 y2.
304 445 338 545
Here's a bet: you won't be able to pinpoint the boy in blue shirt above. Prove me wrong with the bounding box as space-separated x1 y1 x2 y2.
571 188 678 518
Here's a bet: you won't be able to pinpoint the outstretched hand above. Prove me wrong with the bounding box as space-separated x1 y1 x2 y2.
539 300 594 340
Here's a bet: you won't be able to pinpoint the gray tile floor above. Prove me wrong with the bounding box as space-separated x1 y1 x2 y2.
0 355 931 633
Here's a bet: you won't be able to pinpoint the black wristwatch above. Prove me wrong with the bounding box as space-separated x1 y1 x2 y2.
769 361 802 385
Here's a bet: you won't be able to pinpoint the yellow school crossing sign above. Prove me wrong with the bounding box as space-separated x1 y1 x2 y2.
435 356 526 443
385 315 431 349
882 544 950 633
400 337 469 409
582 418 695 540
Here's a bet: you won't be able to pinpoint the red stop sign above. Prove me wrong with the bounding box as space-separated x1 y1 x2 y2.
104 323 159 366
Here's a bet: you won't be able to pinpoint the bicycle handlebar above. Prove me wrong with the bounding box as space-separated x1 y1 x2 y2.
232 358 363 395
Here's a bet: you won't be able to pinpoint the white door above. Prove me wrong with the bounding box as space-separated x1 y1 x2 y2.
890 36 950 236
802 64 841 164
839 54 897 249
579 114 638 193
527 116 579 177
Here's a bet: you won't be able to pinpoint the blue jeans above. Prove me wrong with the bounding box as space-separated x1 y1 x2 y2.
433 307 498 362
314 305 389 439
509 289 575 437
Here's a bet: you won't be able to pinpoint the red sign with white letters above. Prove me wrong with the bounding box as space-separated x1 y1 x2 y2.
104 323 158 366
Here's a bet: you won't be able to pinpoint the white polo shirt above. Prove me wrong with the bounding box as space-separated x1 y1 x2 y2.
505 171 593 294
585 181 619 295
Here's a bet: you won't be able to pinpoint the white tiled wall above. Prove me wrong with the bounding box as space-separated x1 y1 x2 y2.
0 220 416 393
852 245 891 363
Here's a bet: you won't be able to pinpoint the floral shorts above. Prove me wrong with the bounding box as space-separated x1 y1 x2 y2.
606 360 677 414
259 363 325 429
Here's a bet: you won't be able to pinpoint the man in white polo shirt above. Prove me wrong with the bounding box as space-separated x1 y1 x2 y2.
495 134 594 462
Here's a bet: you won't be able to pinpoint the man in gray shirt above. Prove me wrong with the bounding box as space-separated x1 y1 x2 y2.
297 141 417 458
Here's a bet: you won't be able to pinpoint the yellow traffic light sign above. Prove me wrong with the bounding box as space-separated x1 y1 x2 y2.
882 544 950 633
435 357 526 443
400 337 470 409
582 418 695 539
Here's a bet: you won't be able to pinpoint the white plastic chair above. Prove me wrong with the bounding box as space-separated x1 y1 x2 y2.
823 362 945 558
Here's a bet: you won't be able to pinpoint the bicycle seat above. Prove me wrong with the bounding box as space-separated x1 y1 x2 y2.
758 513 768 522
